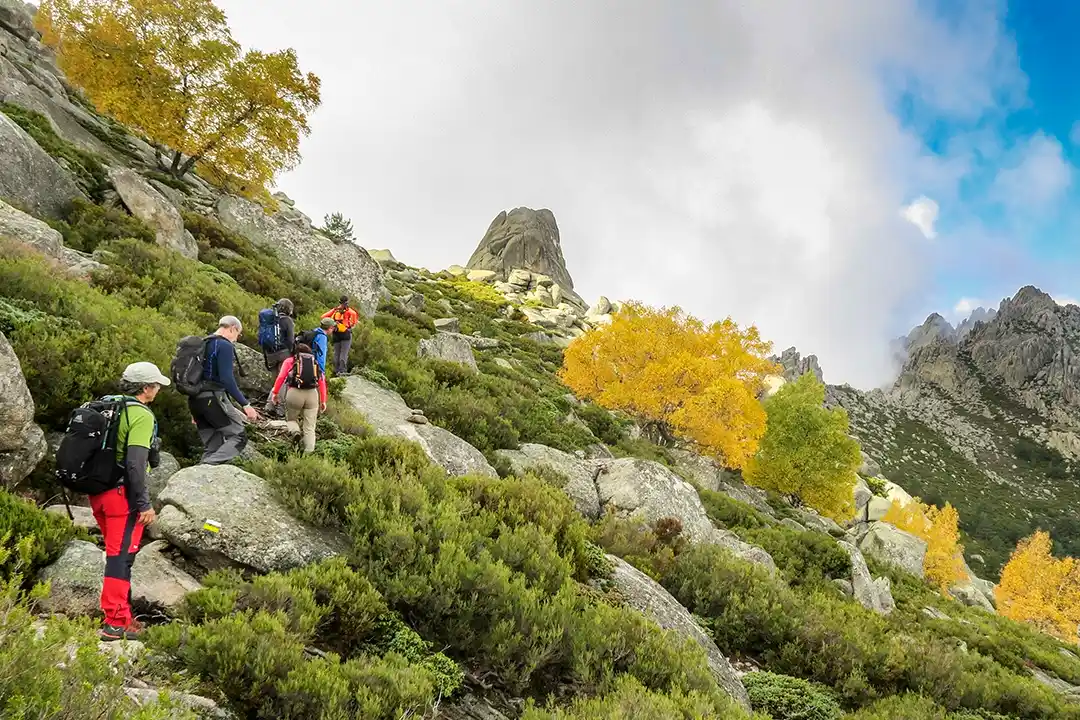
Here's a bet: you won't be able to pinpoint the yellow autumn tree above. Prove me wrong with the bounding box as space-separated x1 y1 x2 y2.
36 0 321 190
882 498 968 592
559 302 778 469
996 531 1080 642
742 372 862 521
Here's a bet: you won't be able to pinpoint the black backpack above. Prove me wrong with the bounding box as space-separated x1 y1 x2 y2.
288 352 321 390
55 398 131 495
172 335 215 396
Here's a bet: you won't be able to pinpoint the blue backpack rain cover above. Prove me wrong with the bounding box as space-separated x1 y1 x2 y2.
257 308 282 352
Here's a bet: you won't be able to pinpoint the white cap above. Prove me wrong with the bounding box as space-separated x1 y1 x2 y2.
122 361 171 386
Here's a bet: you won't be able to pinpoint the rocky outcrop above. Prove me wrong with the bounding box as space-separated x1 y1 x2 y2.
772 347 824 383
0 110 84 219
0 0 36 41
466 208 574 291
596 458 775 570
340 376 496 477
839 540 894 614
0 330 45 487
0 197 102 276
216 194 384 318
417 332 478 371
153 465 348 573
858 522 927 578
608 555 750 708
108 168 198 259
495 442 602 519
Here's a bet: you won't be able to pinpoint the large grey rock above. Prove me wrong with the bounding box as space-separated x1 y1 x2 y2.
0 330 45 487
45 504 97 532
466 208 576 291
0 75 117 159
0 198 102 276
608 555 750 708
858 451 882 478
950 582 995 613
130 540 202 612
0 0 35 41
341 376 496 477
867 495 892 522
433 317 460 333
417 332 478 371
667 449 775 518
854 477 873 513
596 458 775 571
839 540 894 615
38 540 103 616
154 465 348 573
495 443 601 519
858 522 927 578
108 168 197 259
146 451 180 511
217 194 384 318
233 342 275 395
0 110 85 218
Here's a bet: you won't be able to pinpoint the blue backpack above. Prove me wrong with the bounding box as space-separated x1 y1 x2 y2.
257 308 283 352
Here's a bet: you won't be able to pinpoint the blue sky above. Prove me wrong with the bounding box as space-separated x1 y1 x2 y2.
910 0 1080 323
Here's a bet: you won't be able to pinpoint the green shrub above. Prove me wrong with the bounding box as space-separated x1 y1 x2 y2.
184 211 338 318
0 244 202 460
149 611 441 719
0 104 109 202
865 476 887 497
575 402 626 445
592 512 685 581
663 545 1076 718
523 675 750 720
259 450 728 701
0 489 80 579
846 694 1014 719
742 672 841 720
738 526 852 586
700 488 770 530
50 197 155 253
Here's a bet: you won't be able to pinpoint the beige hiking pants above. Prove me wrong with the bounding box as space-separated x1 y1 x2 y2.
284 387 319 453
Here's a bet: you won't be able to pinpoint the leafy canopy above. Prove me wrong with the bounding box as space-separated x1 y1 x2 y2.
559 302 777 468
996 531 1080 642
743 372 861 521
36 0 321 189
883 498 968 592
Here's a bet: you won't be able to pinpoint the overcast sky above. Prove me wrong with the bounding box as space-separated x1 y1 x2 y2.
215 0 1062 389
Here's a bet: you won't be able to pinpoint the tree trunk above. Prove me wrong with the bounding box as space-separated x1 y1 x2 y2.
169 150 183 176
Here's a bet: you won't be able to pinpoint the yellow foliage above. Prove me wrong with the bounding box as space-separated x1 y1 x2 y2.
996 531 1080 642
558 302 778 469
439 278 508 307
882 499 967 592
36 0 320 190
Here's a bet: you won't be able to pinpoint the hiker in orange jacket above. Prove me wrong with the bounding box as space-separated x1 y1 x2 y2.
321 296 359 375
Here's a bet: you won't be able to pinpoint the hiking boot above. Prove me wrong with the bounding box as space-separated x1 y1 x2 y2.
100 620 144 642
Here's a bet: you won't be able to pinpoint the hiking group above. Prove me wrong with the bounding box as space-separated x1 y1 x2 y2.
52 296 359 641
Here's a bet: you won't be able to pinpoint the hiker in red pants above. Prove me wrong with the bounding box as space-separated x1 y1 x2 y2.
91 363 168 640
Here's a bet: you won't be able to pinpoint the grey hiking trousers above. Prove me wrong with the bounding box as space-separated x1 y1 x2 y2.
189 390 248 465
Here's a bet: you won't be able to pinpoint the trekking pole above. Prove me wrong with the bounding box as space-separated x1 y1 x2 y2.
60 486 75 522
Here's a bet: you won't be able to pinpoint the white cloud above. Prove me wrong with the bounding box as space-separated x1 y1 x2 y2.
952 297 981 317
991 132 1072 212
1056 296 1079 307
214 0 1027 388
901 196 939 239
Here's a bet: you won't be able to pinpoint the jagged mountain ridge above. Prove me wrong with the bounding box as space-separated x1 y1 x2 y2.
827 285 1080 576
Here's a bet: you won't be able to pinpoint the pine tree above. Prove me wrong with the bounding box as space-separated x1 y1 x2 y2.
321 212 354 244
